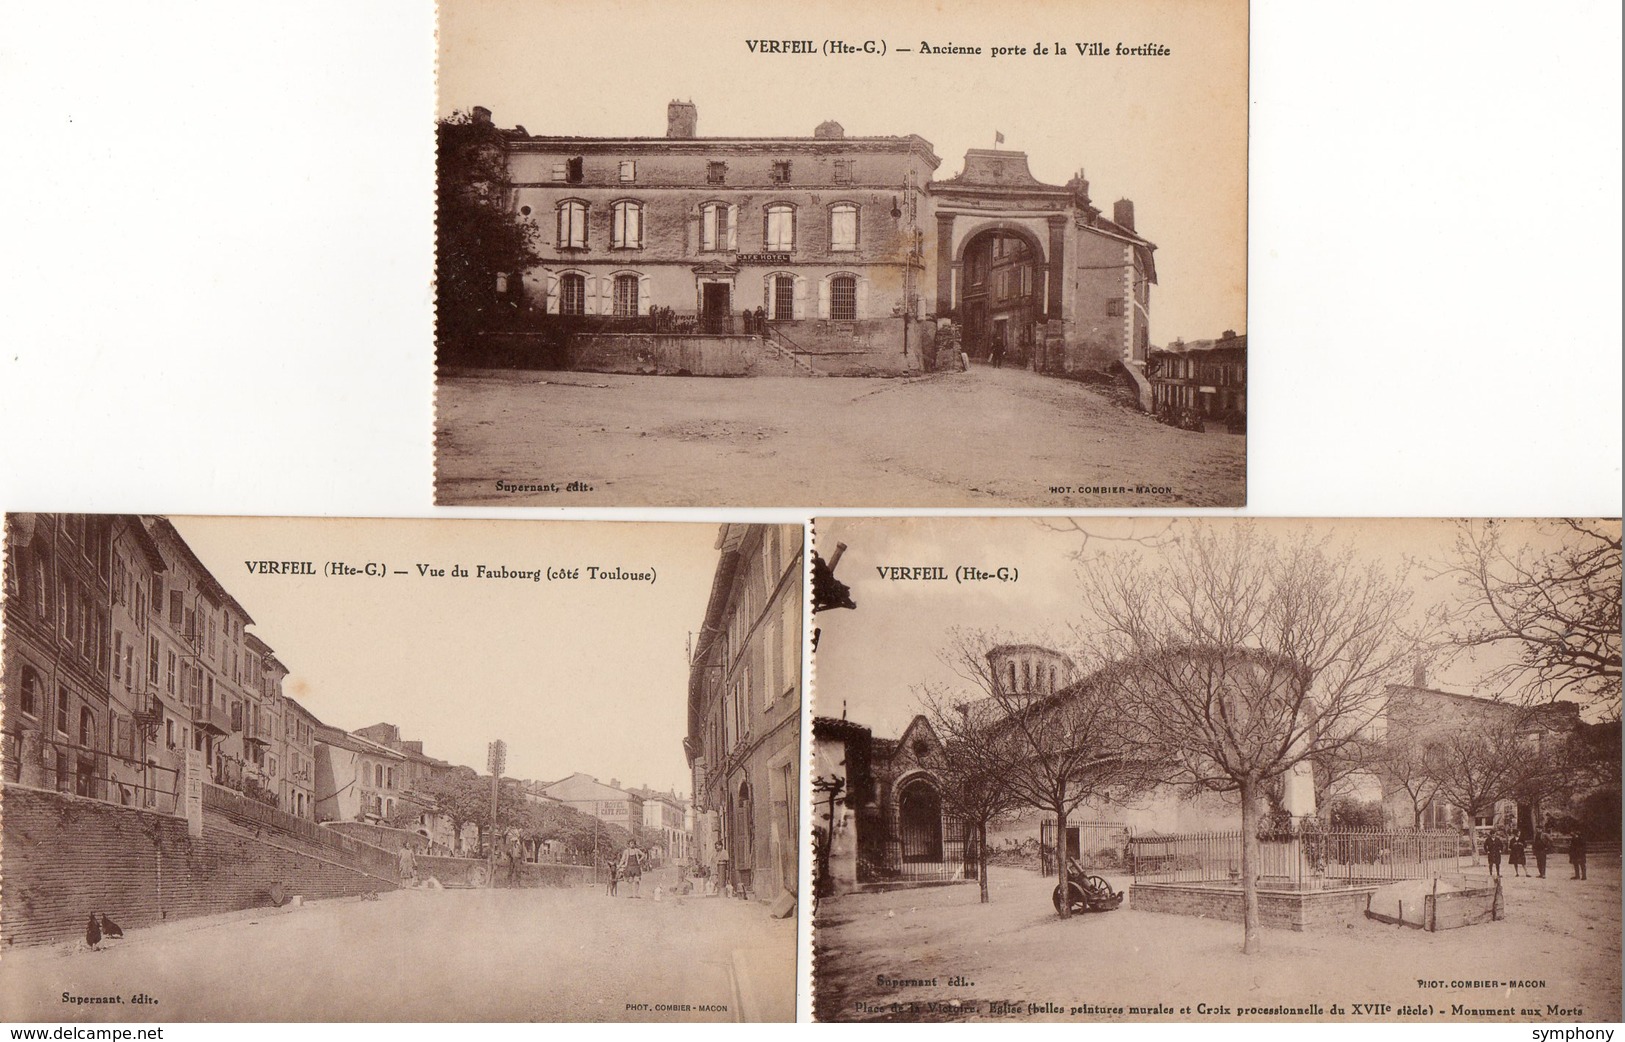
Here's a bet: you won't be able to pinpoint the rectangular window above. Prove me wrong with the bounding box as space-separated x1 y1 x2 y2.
766 615 781 709
707 161 726 184
56 686 70 734
557 202 587 249
566 156 584 183
551 162 566 182
166 650 177 695
833 159 852 184
1106 298 1124 317
612 203 643 248
829 206 858 252
764 207 795 251
613 275 640 318
113 630 124 681
701 203 733 252
619 160 636 182
782 595 800 699
771 160 791 183
830 277 857 321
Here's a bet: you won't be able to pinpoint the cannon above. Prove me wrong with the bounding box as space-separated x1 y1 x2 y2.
1052 857 1125 915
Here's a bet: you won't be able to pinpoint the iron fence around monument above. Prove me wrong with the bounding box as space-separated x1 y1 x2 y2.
1129 822 1463 888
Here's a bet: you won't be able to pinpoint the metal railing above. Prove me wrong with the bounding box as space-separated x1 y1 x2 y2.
1130 822 1463 888
2 727 182 814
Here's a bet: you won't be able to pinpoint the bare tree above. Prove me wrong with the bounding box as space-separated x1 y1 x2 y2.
1431 519 1621 715
917 685 1023 904
936 628 1149 919
1374 733 1445 829
1078 523 1415 954
1421 719 1545 858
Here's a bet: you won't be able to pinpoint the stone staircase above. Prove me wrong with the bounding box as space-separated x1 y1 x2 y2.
755 333 820 376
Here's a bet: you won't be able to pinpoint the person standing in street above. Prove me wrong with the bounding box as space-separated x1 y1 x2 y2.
398 840 417 887
1533 831 1552 878
1570 831 1588 880
1485 829 1504 878
1508 833 1526 877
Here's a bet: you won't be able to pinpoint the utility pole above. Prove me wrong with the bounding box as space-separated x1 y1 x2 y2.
487 740 506 888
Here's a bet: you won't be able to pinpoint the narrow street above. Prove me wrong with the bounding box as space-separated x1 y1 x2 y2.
0 874 795 1022
435 365 1245 507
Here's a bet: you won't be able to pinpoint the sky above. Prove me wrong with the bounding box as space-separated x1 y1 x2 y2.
437 0 1248 345
811 517 1614 740
171 516 723 795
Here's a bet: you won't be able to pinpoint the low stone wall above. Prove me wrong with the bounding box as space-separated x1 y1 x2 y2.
773 318 923 376
1 783 396 949
323 819 434 854
414 854 596 889
1129 881 1380 932
566 334 807 376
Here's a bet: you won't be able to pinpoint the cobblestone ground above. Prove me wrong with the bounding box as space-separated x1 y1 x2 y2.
813 862 1620 1023
0 874 795 1022
434 365 1246 508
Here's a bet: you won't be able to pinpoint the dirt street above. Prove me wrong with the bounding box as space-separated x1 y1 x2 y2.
435 366 1245 507
813 863 1621 1023
0 878 795 1022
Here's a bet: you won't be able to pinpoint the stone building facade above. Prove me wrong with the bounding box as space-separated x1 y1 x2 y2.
462 101 1155 378
685 523 803 900
3 514 318 822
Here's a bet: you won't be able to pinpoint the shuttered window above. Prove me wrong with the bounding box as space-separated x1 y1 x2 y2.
611 201 643 248
829 203 858 252
764 205 795 251
556 201 588 248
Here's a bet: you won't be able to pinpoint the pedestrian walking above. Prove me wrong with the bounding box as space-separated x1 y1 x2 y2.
1485 830 1504 878
1570 832 1588 880
1508 834 1526 877
1533 831 1551 878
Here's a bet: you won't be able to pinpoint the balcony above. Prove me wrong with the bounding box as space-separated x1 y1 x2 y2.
191 702 232 737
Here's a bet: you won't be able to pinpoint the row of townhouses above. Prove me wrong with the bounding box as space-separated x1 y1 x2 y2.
4 514 696 864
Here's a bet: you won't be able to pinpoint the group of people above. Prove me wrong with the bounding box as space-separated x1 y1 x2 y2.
1483 829 1589 880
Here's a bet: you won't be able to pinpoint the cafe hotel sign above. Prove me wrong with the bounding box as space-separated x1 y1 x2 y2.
736 253 792 265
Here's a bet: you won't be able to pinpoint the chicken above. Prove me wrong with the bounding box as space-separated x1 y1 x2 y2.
85 914 102 950
99 914 124 940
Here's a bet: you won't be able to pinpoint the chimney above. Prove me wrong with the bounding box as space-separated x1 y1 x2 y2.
471 106 493 126
667 100 697 139
815 120 845 139
1411 659 1429 688
610 777 621 789
1113 198 1135 232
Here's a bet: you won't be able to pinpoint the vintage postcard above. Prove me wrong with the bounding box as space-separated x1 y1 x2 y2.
809 516 1621 1022
0 514 802 1022
434 0 1247 508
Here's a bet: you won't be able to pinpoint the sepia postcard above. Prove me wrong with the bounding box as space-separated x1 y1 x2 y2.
434 0 1248 508
0 514 802 1022
808 516 1621 1023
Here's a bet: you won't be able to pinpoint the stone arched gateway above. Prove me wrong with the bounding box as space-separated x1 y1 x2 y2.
952 222 1051 365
